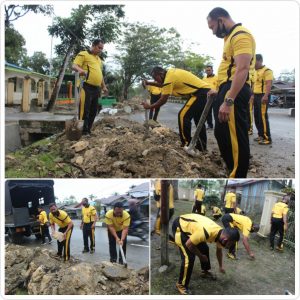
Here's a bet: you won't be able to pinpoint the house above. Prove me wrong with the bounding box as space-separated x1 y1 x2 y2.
271 80 295 108
96 182 150 217
5 62 56 111
227 180 285 217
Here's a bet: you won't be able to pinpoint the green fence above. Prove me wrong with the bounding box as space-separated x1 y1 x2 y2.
98 96 117 108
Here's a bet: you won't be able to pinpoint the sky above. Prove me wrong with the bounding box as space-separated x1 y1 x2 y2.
53 179 148 202
5 1 300 77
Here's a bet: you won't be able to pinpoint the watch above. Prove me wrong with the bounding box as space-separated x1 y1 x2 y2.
225 98 234 106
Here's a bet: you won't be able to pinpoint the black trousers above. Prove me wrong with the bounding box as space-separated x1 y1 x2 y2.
40 224 52 243
214 82 251 178
108 230 127 263
206 95 216 128
83 222 95 251
172 217 211 288
79 82 100 133
178 89 210 151
149 94 161 121
192 201 202 214
224 207 235 214
253 94 271 141
270 217 284 248
57 226 73 261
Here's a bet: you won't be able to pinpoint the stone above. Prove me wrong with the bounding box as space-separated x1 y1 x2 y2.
71 141 89 152
101 264 131 281
158 265 168 273
112 161 127 168
75 156 84 165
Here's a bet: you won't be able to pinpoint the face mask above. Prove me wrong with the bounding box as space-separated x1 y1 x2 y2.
216 20 228 38
84 203 89 208
52 211 59 217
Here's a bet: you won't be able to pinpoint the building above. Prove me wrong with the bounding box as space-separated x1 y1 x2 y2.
5 62 55 111
271 80 295 108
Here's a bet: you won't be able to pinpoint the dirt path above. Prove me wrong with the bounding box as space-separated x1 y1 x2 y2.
150 200 295 295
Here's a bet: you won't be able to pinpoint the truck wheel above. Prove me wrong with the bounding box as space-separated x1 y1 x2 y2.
8 229 24 244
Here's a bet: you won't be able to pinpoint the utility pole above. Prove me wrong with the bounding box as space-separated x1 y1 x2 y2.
160 180 170 266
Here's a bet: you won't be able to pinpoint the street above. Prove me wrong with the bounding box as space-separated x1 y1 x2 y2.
5 219 149 270
128 103 295 178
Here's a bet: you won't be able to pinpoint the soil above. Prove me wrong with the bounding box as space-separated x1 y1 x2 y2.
6 116 267 178
150 199 295 295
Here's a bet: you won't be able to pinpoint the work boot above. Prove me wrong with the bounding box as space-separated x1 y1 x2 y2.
176 283 193 295
82 248 89 253
258 139 272 145
254 136 262 142
276 245 283 251
227 253 237 260
200 270 217 280
248 129 253 135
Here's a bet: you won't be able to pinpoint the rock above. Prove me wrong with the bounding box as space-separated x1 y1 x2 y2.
102 264 131 281
112 161 127 169
71 141 89 152
142 149 149 156
75 156 84 165
158 265 168 273
124 105 132 113
137 267 149 280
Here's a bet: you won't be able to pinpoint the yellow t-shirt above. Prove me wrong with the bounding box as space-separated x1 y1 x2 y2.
253 66 274 94
194 188 205 202
179 214 222 246
105 209 131 232
147 85 162 95
38 211 48 225
272 202 289 219
82 205 97 223
154 181 174 209
203 75 218 90
49 210 72 228
161 68 210 96
73 50 103 87
218 23 256 86
225 192 236 208
229 213 252 238
212 207 222 215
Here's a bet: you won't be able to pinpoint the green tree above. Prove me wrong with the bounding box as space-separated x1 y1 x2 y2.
4 4 53 27
25 51 50 74
115 23 183 100
5 26 27 64
88 194 97 202
46 5 124 111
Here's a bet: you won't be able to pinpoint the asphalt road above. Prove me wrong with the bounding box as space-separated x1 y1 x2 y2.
5 219 149 270
128 103 295 178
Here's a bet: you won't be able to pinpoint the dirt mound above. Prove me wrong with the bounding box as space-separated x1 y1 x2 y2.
5 243 149 295
47 117 227 178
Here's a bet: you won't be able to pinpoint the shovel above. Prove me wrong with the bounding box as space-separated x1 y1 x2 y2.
183 94 214 157
65 72 83 141
119 244 127 268
143 102 150 140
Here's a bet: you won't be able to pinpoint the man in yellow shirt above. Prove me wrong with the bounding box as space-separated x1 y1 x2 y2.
37 207 52 245
172 214 240 295
80 198 97 254
224 189 237 214
142 67 211 152
253 54 274 145
143 82 162 122
192 184 205 214
203 65 218 129
270 196 289 251
207 8 256 178
49 203 74 261
105 202 131 264
222 213 259 260
211 206 222 220
72 39 108 136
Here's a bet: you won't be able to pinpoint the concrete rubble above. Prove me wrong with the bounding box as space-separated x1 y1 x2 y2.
5 244 149 295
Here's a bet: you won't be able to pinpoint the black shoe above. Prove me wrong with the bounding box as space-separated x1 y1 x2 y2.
48 240 52 244
82 249 89 253
90 249 95 254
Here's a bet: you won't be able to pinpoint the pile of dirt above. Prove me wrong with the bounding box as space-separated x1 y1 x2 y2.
5 244 149 295
6 117 228 178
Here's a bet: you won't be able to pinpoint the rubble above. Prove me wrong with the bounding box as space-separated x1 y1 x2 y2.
5 244 149 295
